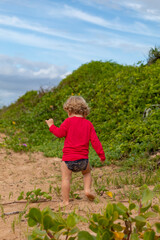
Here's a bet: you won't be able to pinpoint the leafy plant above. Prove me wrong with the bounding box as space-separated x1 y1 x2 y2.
88 186 160 240
147 46 160 65
25 187 160 240
17 188 52 203
70 190 81 200
26 207 86 240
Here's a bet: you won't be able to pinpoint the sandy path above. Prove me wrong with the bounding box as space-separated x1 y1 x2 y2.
1 133 159 240
0 134 111 240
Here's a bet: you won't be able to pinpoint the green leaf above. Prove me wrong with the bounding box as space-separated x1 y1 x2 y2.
43 193 52 200
34 188 42 196
130 233 139 240
27 236 33 240
112 223 123 232
89 223 98 233
32 228 46 236
17 195 24 201
142 189 154 204
43 215 54 230
102 231 112 240
155 222 160 233
152 204 160 213
67 214 77 228
69 227 79 235
28 218 38 227
143 211 157 219
98 216 109 227
140 202 151 213
112 211 119 221
143 230 155 240
129 203 136 211
42 207 55 217
27 191 33 197
78 231 96 240
106 203 113 217
117 202 128 211
115 203 128 215
27 208 42 226
50 221 65 232
134 215 146 230
134 215 146 223
44 236 50 240
92 213 100 222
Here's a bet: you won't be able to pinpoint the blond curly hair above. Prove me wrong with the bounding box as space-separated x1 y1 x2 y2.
63 96 90 117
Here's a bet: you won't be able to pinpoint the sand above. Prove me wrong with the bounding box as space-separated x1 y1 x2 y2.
0 133 159 239
0 133 113 239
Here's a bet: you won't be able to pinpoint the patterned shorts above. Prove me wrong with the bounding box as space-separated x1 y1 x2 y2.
64 159 88 172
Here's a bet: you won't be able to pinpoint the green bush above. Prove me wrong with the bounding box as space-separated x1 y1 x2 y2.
25 186 160 239
0 60 160 168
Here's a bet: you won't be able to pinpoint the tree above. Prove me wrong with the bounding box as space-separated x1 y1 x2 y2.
147 46 160 65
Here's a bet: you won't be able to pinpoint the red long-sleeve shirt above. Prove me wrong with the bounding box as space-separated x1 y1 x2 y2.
49 116 106 162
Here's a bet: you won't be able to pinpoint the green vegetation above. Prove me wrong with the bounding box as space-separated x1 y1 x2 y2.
147 46 160 65
17 188 52 203
25 186 160 240
0 52 160 239
0 58 160 168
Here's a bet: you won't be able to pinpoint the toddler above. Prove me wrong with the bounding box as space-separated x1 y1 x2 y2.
45 96 106 206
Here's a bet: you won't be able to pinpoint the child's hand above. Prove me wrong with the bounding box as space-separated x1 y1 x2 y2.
45 118 54 128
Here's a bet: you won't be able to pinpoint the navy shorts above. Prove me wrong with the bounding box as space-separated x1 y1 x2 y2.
64 159 88 172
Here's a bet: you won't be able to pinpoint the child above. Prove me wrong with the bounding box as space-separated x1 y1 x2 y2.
45 96 105 206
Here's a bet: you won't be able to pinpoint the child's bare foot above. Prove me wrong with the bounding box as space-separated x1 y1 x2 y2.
59 201 69 207
85 192 95 201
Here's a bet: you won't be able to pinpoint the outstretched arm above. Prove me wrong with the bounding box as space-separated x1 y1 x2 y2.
45 118 68 138
45 118 54 128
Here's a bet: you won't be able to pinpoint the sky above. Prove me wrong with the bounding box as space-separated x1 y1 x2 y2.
0 0 160 107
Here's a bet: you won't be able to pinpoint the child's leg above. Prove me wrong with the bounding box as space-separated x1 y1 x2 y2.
61 161 72 206
82 163 95 201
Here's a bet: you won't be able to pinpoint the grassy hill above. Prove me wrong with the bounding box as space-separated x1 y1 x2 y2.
0 60 160 168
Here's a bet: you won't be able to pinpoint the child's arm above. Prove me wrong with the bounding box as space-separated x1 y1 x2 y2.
45 118 68 138
45 119 54 128
90 125 106 162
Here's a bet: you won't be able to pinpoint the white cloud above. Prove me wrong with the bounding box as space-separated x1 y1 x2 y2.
122 1 160 22
0 54 68 106
123 0 160 11
0 88 23 107
0 14 84 42
60 5 160 37
63 5 111 27
0 4 159 46
87 28 151 52
0 28 85 53
112 1 160 23
124 3 142 10
0 55 67 79
78 0 160 23
0 25 154 66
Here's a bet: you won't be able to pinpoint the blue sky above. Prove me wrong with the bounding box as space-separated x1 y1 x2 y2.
0 0 159 107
